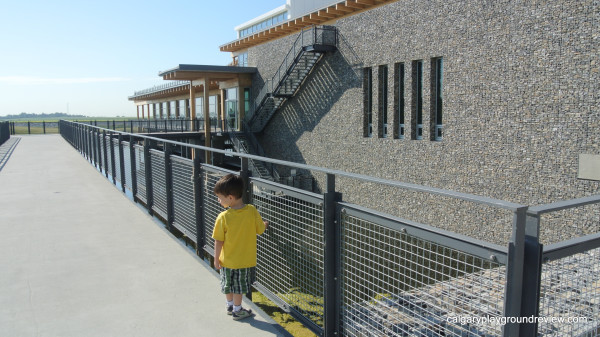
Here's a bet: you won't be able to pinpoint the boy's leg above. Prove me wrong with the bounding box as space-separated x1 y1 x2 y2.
232 293 243 307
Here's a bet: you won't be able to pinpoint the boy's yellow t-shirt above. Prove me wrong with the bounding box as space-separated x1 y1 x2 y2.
211 204 265 269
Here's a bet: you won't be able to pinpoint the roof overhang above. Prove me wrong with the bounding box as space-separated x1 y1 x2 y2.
158 64 257 81
129 65 257 101
220 0 397 53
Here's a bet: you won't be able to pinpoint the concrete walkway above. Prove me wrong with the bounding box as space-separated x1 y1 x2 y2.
0 135 290 337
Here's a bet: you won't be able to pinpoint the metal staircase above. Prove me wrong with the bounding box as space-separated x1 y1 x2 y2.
223 26 337 182
228 131 275 181
245 25 338 133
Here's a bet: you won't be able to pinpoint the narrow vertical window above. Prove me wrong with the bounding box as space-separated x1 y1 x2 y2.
378 65 388 138
431 57 443 140
394 63 405 139
363 67 373 137
412 60 423 140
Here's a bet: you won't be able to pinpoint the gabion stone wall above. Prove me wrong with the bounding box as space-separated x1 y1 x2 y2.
251 0 600 245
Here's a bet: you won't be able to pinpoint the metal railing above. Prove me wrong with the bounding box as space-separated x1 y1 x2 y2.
6 121 60 135
59 120 600 337
129 80 189 99
76 118 221 134
0 121 9 145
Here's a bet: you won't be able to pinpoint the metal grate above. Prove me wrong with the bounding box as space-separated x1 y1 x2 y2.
201 167 236 254
171 155 196 241
252 181 325 330
112 138 122 184
538 248 600 336
134 144 146 203
122 141 132 191
150 149 167 219
105 136 112 177
340 208 505 337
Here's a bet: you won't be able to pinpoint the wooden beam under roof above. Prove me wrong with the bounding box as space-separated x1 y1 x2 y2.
335 3 356 12
344 0 366 9
318 9 338 19
219 0 399 52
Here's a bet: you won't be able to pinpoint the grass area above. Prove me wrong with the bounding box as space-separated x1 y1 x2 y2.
13 126 59 134
252 291 317 337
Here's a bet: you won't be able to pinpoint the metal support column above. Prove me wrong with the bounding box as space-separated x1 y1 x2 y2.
502 207 528 337
193 148 204 254
129 135 138 201
323 173 342 337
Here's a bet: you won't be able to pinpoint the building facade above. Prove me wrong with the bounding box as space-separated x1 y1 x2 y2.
131 0 599 244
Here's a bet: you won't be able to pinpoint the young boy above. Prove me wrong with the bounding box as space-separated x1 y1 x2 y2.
211 173 266 320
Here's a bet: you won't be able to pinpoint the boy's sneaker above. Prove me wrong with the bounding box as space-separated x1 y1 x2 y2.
227 305 233 315
232 308 254 321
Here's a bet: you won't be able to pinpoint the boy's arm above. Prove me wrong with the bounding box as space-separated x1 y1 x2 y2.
214 240 224 270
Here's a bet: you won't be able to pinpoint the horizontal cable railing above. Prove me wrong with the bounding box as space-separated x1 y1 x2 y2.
59 120 600 337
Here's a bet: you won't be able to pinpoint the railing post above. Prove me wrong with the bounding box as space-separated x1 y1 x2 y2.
118 133 126 192
164 142 174 231
519 212 543 336
144 138 154 215
240 156 252 301
323 173 342 337
502 207 528 337
129 135 138 202
43 121 46 134
27 121 31 134
193 148 204 255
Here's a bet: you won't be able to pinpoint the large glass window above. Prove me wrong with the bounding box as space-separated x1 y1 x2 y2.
179 99 186 119
412 60 423 140
378 65 388 138
238 11 288 38
244 88 250 114
194 96 204 119
363 67 373 137
209 95 217 118
170 101 177 119
225 88 238 131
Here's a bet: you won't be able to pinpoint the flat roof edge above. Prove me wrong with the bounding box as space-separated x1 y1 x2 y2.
158 64 258 76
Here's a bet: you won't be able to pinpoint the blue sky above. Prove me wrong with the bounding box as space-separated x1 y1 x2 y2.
0 0 283 117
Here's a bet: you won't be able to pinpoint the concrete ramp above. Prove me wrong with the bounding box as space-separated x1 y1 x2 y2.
0 135 289 337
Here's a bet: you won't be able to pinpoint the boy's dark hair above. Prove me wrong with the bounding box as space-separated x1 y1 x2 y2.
214 174 244 199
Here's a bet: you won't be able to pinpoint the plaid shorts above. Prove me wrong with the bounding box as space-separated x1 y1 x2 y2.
220 267 256 294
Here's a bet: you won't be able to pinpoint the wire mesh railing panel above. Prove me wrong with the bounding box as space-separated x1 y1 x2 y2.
112 138 122 184
171 155 196 241
134 145 146 203
105 136 113 178
252 181 325 330
201 166 236 254
539 203 600 246
98 134 105 172
150 149 167 219
340 207 505 337
538 247 600 336
122 142 132 191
